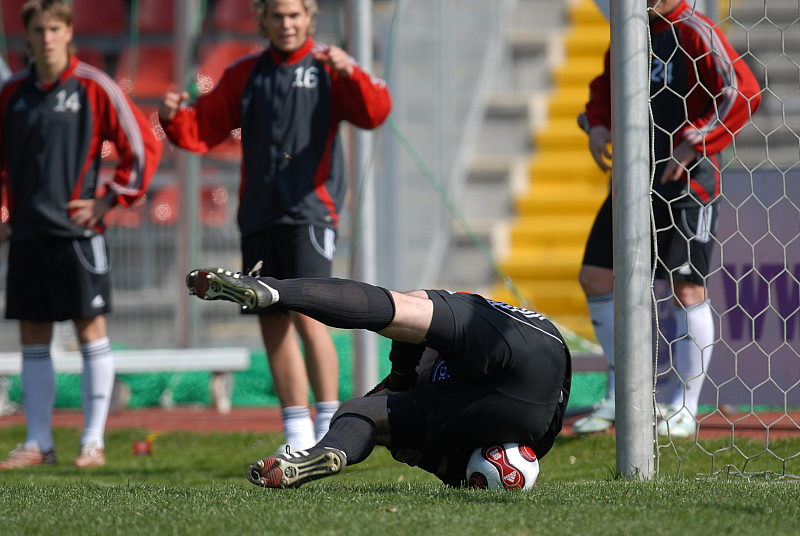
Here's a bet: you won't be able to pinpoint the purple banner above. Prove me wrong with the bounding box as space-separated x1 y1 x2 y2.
656 169 800 407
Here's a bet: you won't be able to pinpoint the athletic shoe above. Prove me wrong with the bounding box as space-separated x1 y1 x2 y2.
247 446 347 489
0 443 56 470
186 267 280 312
74 441 105 467
573 396 615 434
657 406 697 439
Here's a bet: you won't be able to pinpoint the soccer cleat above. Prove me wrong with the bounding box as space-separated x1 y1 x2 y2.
186 267 280 312
573 396 615 434
73 441 105 467
0 443 57 470
657 406 697 439
247 446 346 489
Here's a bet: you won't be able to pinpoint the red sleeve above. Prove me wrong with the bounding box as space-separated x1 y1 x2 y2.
677 17 762 155
89 78 162 207
329 64 392 128
160 57 252 153
582 48 612 130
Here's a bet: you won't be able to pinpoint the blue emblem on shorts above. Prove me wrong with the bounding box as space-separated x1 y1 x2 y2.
431 357 451 382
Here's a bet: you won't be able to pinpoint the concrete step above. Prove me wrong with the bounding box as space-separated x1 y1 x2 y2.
478 93 534 157
533 119 590 150
517 183 607 215
548 87 592 119
553 56 606 88
569 0 609 26
501 247 584 279
528 152 609 185
728 1 800 26
509 214 595 248
563 26 609 59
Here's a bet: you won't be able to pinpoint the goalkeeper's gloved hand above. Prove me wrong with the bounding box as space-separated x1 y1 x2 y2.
364 369 418 397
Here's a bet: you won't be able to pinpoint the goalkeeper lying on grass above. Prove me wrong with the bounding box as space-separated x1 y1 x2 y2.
186 267 571 488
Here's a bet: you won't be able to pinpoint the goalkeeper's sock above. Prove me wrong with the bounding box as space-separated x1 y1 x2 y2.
316 413 377 465
281 406 316 450
587 292 616 397
314 400 340 442
261 277 395 332
670 301 714 415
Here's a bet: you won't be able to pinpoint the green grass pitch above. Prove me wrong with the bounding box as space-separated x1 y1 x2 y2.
2 427 800 535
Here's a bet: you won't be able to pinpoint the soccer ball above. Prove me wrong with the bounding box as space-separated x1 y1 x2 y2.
466 443 539 490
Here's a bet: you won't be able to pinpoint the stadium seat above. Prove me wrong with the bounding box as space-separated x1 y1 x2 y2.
148 184 230 226
104 199 145 228
116 44 175 99
197 40 263 88
76 47 106 70
137 0 174 35
211 0 258 34
0 0 27 37
200 185 229 227
4 49 27 73
72 0 125 36
149 185 179 225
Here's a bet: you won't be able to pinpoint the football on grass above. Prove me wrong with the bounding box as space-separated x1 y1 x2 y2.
466 443 539 490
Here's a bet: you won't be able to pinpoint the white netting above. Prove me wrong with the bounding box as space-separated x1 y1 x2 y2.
651 0 800 479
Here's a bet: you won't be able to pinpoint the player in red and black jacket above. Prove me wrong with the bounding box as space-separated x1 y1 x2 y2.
159 0 391 451
573 0 761 437
0 0 161 470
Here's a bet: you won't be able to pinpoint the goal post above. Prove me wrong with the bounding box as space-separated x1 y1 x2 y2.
610 0 655 479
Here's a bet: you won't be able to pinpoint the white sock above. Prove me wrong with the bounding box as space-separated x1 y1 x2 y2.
670 301 714 415
314 400 340 441
80 337 115 448
281 405 316 450
587 292 615 398
22 345 55 452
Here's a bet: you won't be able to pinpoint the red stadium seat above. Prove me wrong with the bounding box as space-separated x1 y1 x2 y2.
137 0 174 34
116 45 175 99
200 185 229 227
211 0 258 34
72 0 125 36
149 184 179 225
4 49 27 73
0 0 27 37
76 47 106 70
196 40 262 88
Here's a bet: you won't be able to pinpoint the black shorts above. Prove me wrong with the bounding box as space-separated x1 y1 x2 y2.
387 291 571 464
5 235 112 322
582 193 719 285
241 224 336 315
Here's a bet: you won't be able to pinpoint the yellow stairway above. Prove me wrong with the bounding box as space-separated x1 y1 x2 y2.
492 0 610 339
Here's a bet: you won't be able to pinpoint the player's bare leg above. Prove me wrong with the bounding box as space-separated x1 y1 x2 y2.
259 314 316 450
292 313 340 440
575 265 616 434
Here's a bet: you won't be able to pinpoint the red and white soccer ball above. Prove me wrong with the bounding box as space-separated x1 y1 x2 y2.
466 443 539 490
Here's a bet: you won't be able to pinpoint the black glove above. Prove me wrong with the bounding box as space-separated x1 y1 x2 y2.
364 369 418 396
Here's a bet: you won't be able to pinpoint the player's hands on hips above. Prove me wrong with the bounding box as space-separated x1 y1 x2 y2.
588 125 612 172
0 222 10 243
660 139 698 184
313 45 355 77
67 197 112 228
159 90 190 121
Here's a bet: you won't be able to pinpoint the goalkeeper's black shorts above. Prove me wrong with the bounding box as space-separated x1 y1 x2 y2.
386 290 571 461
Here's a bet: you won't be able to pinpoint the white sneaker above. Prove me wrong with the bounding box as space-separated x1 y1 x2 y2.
573 396 615 434
657 406 696 439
